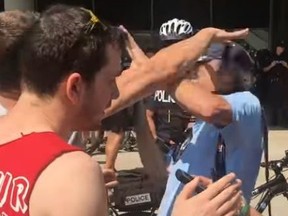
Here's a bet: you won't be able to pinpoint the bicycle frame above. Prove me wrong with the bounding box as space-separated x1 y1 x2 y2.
251 155 288 214
254 180 287 213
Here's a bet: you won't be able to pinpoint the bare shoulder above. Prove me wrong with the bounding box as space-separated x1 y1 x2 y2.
47 151 100 171
30 151 107 216
37 151 102 181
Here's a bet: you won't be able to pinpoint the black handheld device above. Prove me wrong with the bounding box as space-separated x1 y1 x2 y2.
175 169 206 193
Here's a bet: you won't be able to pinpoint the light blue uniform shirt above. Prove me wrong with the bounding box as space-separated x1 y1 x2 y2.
158 91 263 216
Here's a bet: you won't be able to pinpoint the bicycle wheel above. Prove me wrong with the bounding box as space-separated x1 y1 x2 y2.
85 131 105 155
85 140 100 155
122 131 137 152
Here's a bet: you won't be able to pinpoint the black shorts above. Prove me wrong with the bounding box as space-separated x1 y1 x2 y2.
101 109 132 133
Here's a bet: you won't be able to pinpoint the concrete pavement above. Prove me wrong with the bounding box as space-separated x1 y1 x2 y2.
94 129 288 216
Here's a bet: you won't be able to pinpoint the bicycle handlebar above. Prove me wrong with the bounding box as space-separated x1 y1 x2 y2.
253 150 288 213
252 150 288 197
260 151 288 174
252 174 286 196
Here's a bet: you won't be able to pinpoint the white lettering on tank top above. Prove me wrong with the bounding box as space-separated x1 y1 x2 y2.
154 90 176 103
0 171 29 214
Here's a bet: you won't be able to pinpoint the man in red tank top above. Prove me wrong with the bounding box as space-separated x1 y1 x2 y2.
0 4 251 216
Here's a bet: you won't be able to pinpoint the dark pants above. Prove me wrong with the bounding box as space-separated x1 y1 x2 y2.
264 81 285 126
101 109 131 132
264 105 284 127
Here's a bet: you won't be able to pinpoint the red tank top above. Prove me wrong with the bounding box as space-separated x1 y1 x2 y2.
0 132 81 216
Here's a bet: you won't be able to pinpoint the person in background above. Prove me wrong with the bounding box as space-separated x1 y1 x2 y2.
0 10 39 116
262 41 288 126
145 19 193 163
101 109 130 171
252 48 273 103
101 53 136 172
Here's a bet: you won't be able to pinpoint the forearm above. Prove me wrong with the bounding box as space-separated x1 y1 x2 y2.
133 102 167 181
146 114 157 139
104 29 215 117
104 65 158 117
169 79 232 126
153 28 214 76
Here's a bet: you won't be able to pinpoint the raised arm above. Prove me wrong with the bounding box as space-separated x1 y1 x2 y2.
104 28 249 117
170 79 232 126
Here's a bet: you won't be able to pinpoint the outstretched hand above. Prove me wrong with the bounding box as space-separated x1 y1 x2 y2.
211 28 249 43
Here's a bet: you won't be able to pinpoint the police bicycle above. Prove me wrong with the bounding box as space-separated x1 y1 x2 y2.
251 150 288 215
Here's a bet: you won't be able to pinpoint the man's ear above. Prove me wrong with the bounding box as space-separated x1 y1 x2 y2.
65 73 84 105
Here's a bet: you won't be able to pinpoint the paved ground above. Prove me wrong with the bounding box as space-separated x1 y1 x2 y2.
94 129 288 216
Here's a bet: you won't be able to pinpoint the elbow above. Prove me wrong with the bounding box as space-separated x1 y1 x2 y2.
200 101 232 125
200 107 218 122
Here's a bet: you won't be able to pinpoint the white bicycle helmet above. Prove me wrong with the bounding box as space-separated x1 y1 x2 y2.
159 18 193 41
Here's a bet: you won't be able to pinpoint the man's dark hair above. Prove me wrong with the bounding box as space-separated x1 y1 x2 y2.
20 4 125 96
220 44 255 92
198 43 255 93
0 10 39 93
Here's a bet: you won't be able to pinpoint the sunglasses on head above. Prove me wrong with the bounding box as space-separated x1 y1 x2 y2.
80 8 107 34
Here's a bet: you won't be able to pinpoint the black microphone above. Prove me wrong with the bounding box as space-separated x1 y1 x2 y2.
175 169 206 194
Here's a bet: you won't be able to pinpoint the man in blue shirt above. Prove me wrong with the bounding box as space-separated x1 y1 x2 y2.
159 43 263 215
